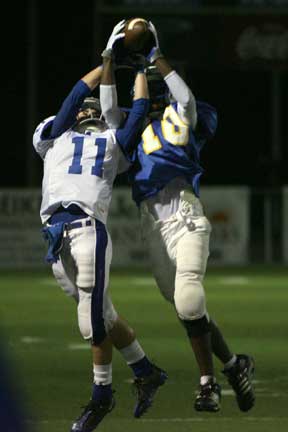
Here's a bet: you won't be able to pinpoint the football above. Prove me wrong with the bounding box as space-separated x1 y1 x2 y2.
124 18 153 53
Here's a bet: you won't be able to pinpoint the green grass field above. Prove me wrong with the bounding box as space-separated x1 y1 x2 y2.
1 266 288 432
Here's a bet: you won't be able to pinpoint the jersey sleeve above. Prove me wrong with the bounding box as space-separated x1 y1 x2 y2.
164 70 197 129
100 84 126 129
115 98 149 160
50 80 91 138
195 101 218 141
32 116 55 159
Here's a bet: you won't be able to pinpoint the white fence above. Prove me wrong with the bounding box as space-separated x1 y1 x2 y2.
0 187 251 269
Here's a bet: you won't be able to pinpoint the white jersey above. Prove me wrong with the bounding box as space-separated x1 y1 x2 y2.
33 117 122 224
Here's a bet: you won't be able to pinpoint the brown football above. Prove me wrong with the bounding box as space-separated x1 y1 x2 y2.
124 18 153 53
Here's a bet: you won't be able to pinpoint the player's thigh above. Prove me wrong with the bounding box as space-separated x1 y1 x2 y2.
70 222 117 341
176 218 211 276
68 223 111 290
145 229 175 303
174 225 210 319
52 256 78 300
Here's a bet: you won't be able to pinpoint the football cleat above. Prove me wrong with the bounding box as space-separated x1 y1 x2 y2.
133 364 168 418
71 397 115 432
222 354 255 412
194 381 221 412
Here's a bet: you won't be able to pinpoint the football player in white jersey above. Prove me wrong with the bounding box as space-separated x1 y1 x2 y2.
33 22 167 432
103 21 255 415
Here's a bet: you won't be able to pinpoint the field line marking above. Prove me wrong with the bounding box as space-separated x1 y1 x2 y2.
140 417 288 422
21 336 45 344
26 417 288 424
68 343 90 350
217 276 249 285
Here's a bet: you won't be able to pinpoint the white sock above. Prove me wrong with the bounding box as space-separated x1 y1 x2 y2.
224 354 237 370
119 340 145 365
200 375 215 386
93 363 112 385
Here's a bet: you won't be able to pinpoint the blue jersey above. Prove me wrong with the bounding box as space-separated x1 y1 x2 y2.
128 101 217 206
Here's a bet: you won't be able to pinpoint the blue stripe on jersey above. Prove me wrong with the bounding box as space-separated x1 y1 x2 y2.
50 80 91 138
91 219 108 345
116 98 149 156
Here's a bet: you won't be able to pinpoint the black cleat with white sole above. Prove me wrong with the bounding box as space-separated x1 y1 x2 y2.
194 381 221 412
223 354 255 412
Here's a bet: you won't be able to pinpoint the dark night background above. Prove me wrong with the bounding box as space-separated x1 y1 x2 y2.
6 0 288 188
4 0 288 260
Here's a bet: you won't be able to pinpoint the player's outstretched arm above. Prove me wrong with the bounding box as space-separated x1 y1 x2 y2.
33 63 104 157
147 21 197 128
81 65 103 91
47 62 106 140
100 21 126 129
116 69 149 156
133 68 149 101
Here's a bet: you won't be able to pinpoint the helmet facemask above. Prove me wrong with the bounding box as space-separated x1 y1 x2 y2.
146 66 170 119
73 97 108 133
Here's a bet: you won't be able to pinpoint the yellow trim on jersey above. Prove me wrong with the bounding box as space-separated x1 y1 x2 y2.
142 123 162 154
161 105 189 146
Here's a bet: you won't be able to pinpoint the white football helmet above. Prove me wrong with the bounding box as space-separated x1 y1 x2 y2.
73 97 108 133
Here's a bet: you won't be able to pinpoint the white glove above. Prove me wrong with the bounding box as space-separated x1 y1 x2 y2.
146 21 163 63
102 20 126 59
148 21 160 49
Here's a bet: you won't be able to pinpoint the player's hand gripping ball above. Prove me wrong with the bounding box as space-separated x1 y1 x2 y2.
124 18 153 53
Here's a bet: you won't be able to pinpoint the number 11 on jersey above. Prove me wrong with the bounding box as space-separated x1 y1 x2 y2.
68 136 107 178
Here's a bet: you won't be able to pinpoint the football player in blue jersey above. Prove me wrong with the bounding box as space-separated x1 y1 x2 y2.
33 22 167 432
104 21 255 414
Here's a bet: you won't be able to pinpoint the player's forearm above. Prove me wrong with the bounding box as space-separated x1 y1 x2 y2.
116 98 149 155
100 84 124 129
81 65 103 90
100 57 125 128
51 80 91 137
154 57 173 78
100 57 114 86
164 70 197 128
133 71 149 101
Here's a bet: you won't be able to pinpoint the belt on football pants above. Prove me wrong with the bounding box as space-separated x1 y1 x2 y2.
66 219 92 231
42 219 93 264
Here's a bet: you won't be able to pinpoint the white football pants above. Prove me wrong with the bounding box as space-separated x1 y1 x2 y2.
52 217 118 344
140 192 211 321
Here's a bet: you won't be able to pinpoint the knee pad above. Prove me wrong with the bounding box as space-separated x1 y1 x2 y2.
77 290 92 340
181 314 211 337
174 274 206 321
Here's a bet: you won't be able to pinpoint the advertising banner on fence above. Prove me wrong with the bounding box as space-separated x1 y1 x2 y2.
0 187 250 269
108 187 250 267
200 186 250 264
0 189 45 269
